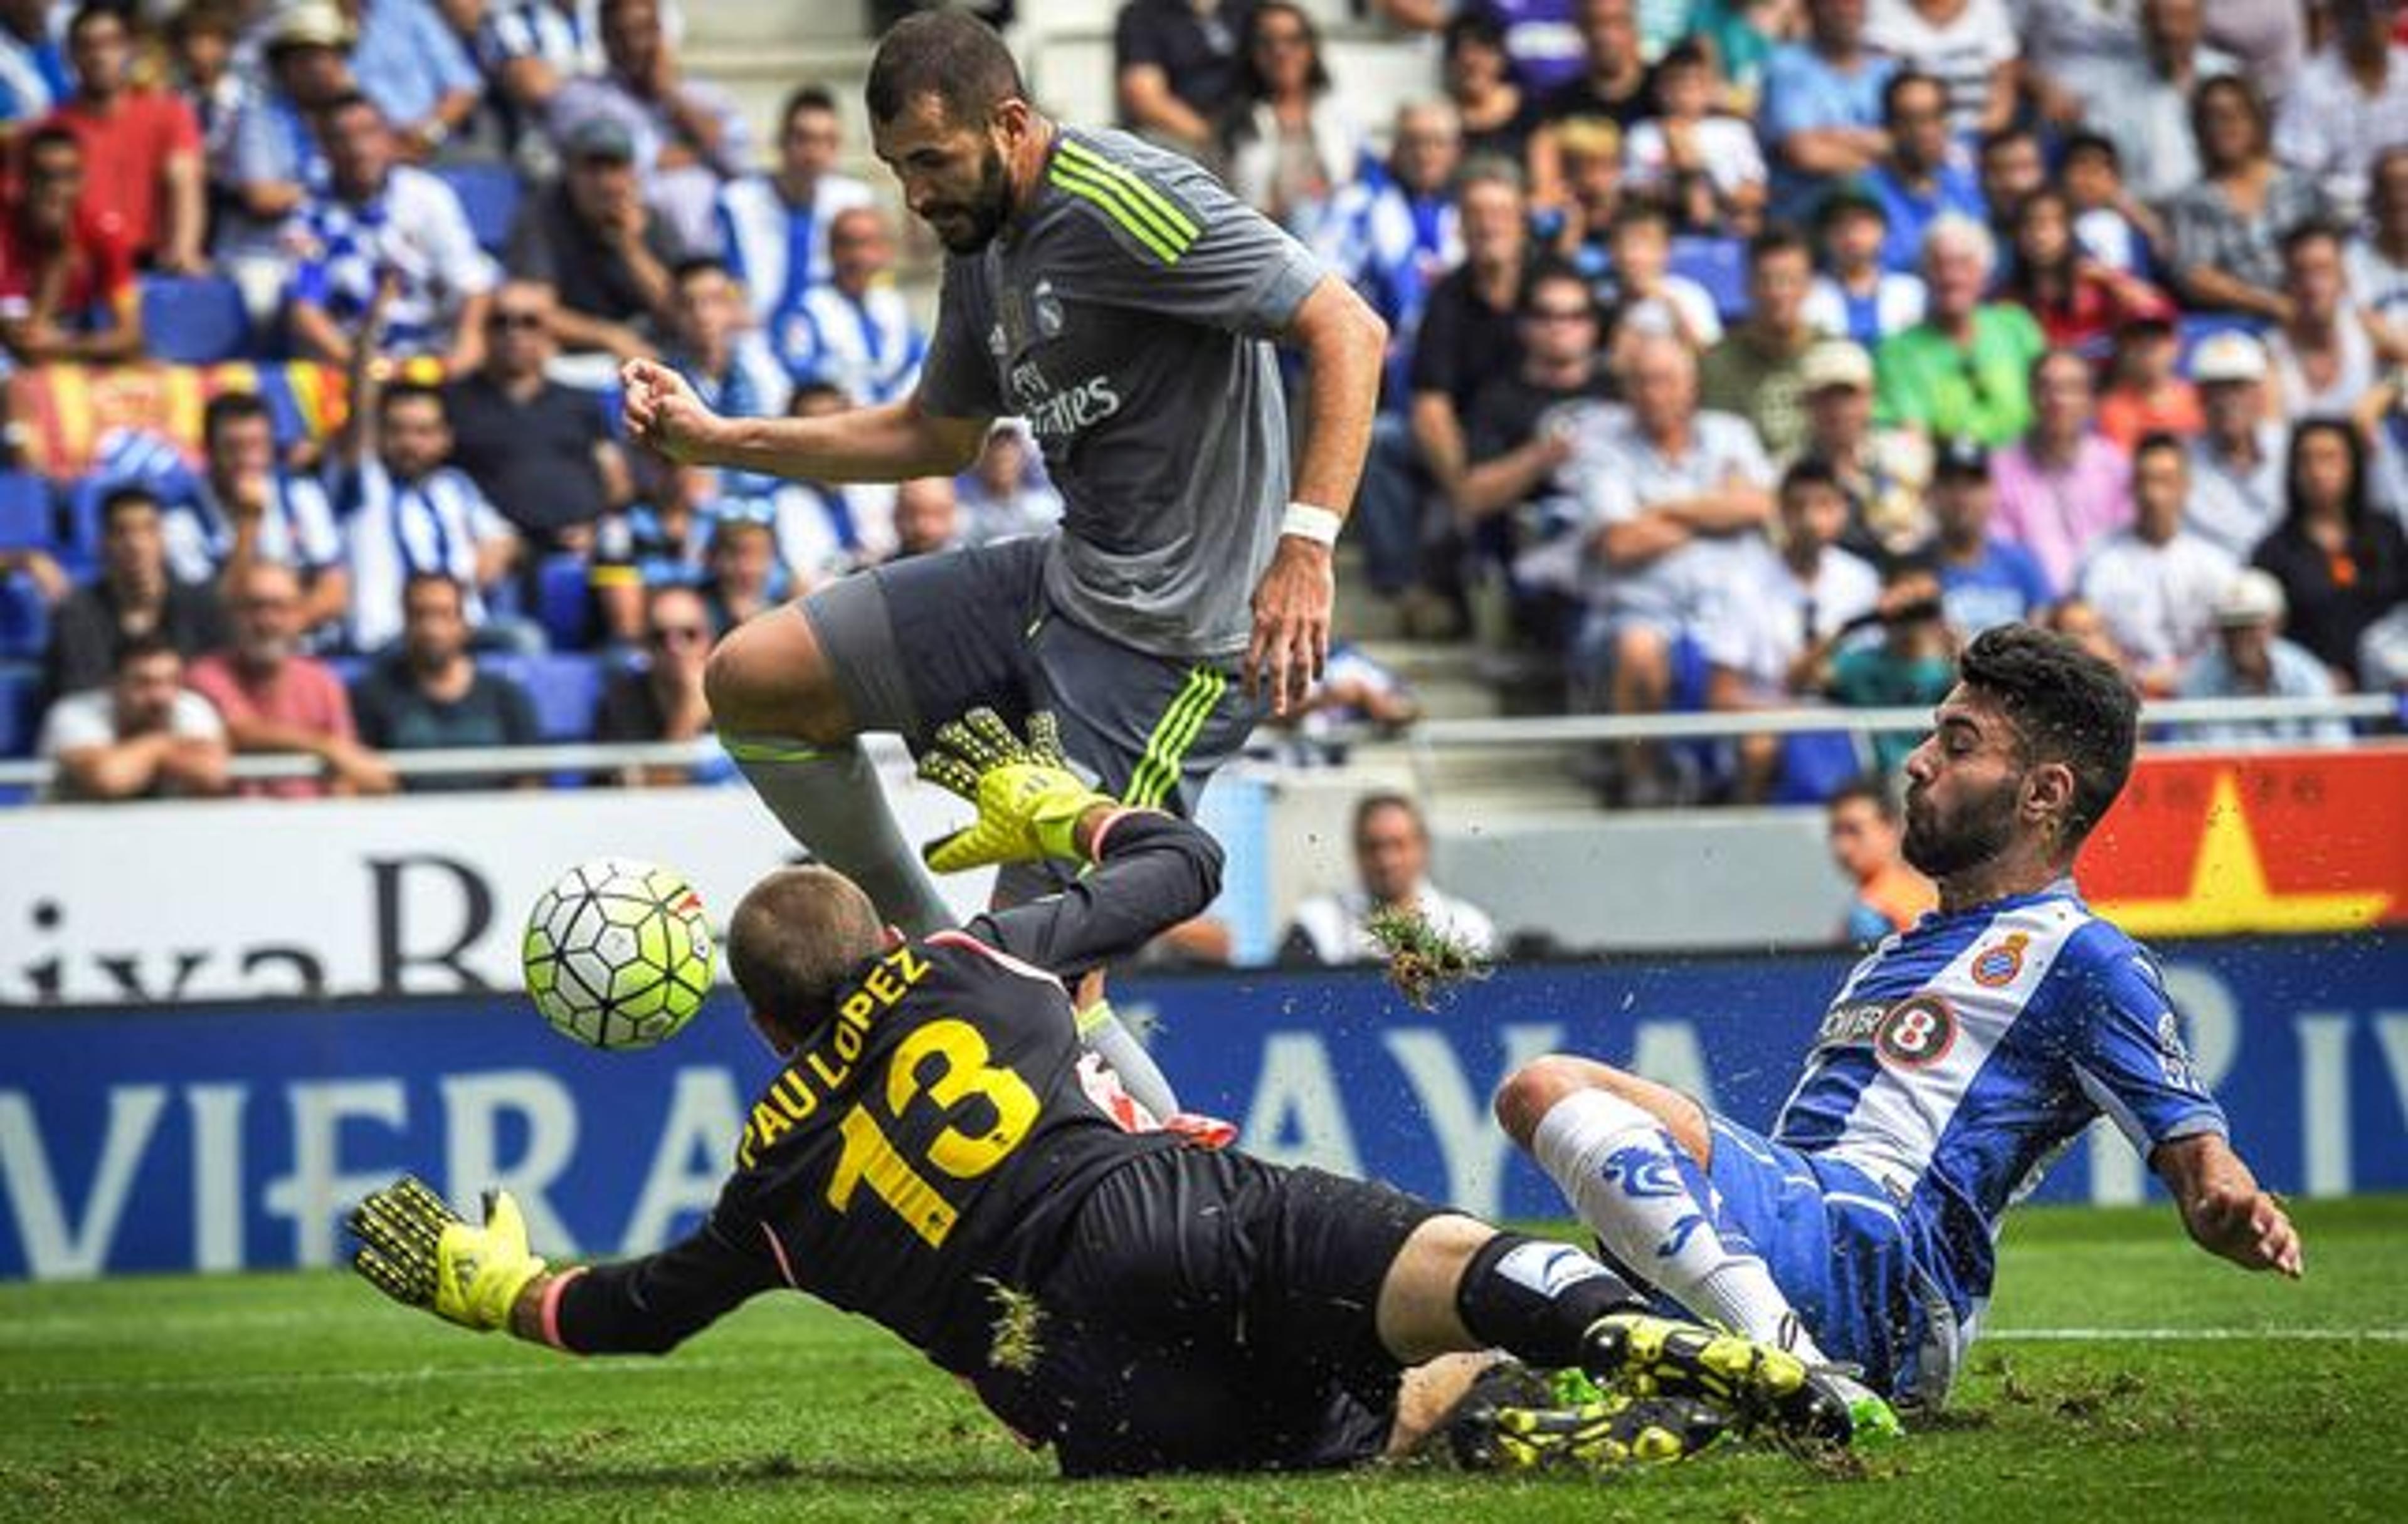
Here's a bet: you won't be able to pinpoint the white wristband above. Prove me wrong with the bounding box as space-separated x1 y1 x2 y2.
1279 502 1343 547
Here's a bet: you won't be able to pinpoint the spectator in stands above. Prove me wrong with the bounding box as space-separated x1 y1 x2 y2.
43 4 204 273
40 632 228 801
1823 774 1935 942
216 2 355 275
699 505 779 635
956 421 1063 546
166 1 252 217
1549 115 1625 284
335 296 523 654
549 0 746 251
2267 221 2383 420
1924 436 2051 634
2043 592 2128 670
187 560 394 797
1529 0 1655 206
1279 792 1496 966
890 476 963 561
0 0 68 124
596 581 729 786
351 570 539 789
1997 188 2174 354
1810 552 1955 774
1704 459 1883 801
712 84 874 347
1600 199 1723 357
2352 147 2408 349
772 206 926 404
768 379 886 572
2251 417 2408 680
1972 125 2044 246
663 255 791 459
2273 0 2408 223
46 485 230 697
504 115 681 366
1874 214 2044 446
2176 567 2355 746
1862 0 2016 140
1441 0 1587 99
2163 75 2329 322
1114 0 1257 164
287 92 499 372
1623 39 1766 236
1861 71 1982 275
1700 223 1819 460
1568 332 1774 800
474 0 599 167
2058 133 2162 279
446 278 630 559
168 392 350 640
590 452 706 641
1800 185 1925 346
1442 11 1543 167
1989 349 2133 592
1797 337 1931 557
1400 157 1529 607
2183 332 2285 560
1222 1 1363 233
1315 100 1463 392
346 0 482 165
1758 0 1898 218
2057 0 2234 206
0 123 140 364
2076 432 2236 695
2095 317 2200 450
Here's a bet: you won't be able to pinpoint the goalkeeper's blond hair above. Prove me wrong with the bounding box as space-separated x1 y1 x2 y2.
727 866 887 1041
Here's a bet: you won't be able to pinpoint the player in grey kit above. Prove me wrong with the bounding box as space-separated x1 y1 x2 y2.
621 11 1385 1120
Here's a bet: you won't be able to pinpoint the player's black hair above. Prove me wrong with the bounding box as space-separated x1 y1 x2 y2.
865 9 1027 129
99 483 161 530
727 866 885 1040
1953 623 2139 849
1827 774 1901 822
1352 791 1427 844
203 389 273 443
780 83 838 131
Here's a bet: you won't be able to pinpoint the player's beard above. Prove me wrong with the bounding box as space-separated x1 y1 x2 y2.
925 144 1012 254
1901 774 2019 880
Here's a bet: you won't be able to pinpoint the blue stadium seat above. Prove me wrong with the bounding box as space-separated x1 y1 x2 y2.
139 274 253 363
0 571 49 660
1671 236 1750 322
1773 730 1870 806
487 651 603 742
0 661 43 759
440 163 525 256
535 554 595 650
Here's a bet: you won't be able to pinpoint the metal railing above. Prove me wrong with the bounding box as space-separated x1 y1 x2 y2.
2 693 2395 794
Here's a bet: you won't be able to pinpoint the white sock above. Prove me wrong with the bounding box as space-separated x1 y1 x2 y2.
1531 1088 1827 1363
724 735 956 937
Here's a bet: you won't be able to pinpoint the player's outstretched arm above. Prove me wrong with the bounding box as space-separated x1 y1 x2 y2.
2153 1133 2304 1278
620 358 991 483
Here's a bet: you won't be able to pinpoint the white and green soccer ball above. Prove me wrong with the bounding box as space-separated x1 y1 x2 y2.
522 859 714 1051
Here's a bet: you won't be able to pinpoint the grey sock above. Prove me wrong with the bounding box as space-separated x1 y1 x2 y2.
1077 999 1181 1120
724 735 956 937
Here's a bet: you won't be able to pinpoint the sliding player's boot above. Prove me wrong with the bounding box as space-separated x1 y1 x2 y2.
1581 1311 1883 1447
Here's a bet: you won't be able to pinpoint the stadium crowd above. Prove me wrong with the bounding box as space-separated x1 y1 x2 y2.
1 0 2404 805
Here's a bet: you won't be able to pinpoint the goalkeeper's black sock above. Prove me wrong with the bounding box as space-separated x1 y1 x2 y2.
724 735 956 937
1455 1231 1642 1370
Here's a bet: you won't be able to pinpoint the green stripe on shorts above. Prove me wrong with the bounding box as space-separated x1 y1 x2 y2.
1122 668 1227 809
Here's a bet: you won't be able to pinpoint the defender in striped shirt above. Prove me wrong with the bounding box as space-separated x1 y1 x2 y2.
1497 624 2302 1415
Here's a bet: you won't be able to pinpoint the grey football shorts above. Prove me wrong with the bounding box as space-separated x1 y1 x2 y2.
800 535 1265 821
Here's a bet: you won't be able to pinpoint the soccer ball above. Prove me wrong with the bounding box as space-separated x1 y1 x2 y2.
522 859 715 1051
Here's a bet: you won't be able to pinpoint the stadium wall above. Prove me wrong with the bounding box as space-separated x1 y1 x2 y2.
4 935 2402 1280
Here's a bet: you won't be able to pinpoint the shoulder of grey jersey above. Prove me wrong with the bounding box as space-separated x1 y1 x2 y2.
1039 125 1231 268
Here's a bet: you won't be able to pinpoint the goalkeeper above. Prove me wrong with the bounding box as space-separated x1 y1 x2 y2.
352 713 1891 1477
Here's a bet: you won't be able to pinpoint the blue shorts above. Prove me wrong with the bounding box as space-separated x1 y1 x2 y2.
1645 1118 1957 1402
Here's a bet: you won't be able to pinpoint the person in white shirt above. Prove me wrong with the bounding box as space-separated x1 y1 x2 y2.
1864 0 2019 141
38 634 229 802
2078 431 2238 695
1622 40 1767 233
1281 792 1497 965
2182 332 2288 559
1704 458 1883 800
712 83 876 339
2177 567 2353 747
2271 0 2408 223
2348 145 2408 350
2266 221 2382 420
772 206 928 404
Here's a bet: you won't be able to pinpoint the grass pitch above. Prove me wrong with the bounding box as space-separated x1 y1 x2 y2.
4 1197 2404 1523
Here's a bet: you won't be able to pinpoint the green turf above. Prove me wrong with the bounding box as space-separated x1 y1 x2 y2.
4 1197 2405 1523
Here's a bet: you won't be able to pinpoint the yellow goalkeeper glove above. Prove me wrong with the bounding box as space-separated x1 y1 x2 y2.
917 708 1114 874
349 1175 547 1334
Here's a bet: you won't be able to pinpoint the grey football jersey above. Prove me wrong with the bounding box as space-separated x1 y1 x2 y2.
919 127 1326 661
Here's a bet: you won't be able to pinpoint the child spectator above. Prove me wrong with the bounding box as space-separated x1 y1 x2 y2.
1800 185 1925 347
1622 40 1766 235
1997 186 2175 353
2095 317 2201 450
1603 199 1722 357
2059 132 2159 278
1824 775 1935 943
1810 554 1956 775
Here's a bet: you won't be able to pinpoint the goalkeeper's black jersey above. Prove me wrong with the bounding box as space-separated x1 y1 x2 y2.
717 931 1183 1375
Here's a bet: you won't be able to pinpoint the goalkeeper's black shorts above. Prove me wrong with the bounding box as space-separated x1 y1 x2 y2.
971 1145 1447 1477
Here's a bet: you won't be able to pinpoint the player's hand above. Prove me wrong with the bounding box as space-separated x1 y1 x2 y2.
2192 1182 2304 1279
349 1176 549 1332
916 708 1114 873
1246 536 1333 717
620 358 720 465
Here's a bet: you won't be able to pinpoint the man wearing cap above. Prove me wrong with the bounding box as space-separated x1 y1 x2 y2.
504 112 683 364
548 0 747 253
2184 331 2286 560
1926 436 2053 635
1699 224 1821 460
2176 569 2352 745
217 2 354 274
2075 431 2237 695
1797 337 1931 557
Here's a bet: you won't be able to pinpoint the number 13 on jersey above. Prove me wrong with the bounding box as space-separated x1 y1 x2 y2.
826 1017 1040 1248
